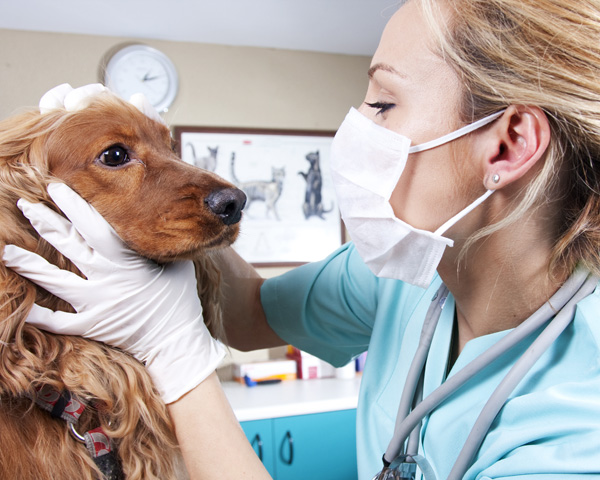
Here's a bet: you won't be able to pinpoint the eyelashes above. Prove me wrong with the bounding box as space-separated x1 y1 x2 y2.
365 101 395 116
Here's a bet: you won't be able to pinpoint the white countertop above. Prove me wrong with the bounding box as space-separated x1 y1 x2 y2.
222 376 362 422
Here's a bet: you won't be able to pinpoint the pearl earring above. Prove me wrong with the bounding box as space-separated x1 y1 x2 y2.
492 174 500 184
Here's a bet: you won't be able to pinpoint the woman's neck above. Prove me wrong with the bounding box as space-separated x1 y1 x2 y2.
438 221 565 357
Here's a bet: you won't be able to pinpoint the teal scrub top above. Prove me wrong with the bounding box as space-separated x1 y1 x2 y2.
261 242 600 479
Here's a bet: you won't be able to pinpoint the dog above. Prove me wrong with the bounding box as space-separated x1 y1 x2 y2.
0 87 246 479
230 152 285 220
298 150 333 220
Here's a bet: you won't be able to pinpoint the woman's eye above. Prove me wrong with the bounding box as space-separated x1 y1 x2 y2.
98 146 130 167
365 101 395 116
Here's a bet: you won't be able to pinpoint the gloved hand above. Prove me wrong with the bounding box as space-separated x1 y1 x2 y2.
39 82 165 125
2 183 226 404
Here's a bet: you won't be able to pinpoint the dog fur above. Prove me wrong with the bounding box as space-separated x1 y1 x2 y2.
0 91 244 479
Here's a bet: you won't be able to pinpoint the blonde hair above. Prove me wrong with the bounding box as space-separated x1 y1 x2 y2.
419 0 600 277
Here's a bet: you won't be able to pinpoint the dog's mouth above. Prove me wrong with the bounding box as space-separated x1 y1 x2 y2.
139 223 241 263
203 224 241 250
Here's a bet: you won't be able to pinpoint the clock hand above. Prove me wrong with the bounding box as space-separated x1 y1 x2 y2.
142 73 161 82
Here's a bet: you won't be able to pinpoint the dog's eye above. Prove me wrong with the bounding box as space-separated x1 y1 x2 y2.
99 146 130 167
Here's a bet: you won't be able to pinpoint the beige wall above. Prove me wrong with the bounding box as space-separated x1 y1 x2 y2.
0 28 366 371
0 28 370 130
0 27 364 273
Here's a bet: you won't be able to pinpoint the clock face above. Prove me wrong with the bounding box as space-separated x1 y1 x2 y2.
104 45 178 113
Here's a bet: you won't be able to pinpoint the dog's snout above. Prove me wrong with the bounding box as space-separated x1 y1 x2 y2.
205 188 246 225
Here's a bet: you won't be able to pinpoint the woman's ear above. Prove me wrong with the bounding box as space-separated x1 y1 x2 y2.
480 105 550 189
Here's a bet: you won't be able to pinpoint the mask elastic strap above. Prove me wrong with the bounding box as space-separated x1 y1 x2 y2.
408 110 505 154
434 189 494 237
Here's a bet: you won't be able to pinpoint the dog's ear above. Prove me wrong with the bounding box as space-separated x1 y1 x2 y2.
193 255 226 343
0 110 81 318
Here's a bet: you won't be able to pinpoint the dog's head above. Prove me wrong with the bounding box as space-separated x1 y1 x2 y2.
44 92 243 261
0 87 243 334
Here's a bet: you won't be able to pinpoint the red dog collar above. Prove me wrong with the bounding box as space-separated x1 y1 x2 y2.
30 385 123 479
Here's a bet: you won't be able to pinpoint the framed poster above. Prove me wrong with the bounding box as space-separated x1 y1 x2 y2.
174 125 345 266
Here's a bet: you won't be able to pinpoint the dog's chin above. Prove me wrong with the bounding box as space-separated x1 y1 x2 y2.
206 224 241 248
188 230 239 259
138 225 241 263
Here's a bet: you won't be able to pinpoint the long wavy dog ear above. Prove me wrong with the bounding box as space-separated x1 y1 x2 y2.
194 253 226 343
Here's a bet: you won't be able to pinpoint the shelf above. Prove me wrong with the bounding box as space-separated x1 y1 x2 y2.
222 376 362 422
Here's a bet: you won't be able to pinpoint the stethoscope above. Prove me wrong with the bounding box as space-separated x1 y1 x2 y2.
373 268 599 480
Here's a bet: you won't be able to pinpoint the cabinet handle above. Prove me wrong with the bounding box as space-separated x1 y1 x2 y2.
251 433 263 461
280 430 294 465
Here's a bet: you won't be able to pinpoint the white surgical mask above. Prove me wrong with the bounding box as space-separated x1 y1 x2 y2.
330 107 504 288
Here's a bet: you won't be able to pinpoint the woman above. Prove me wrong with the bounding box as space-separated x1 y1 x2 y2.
221 2 600 478
5 0 600 478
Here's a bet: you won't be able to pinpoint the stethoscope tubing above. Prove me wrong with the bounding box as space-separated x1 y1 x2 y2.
389 285 449 455
383 268 595 478
447 272 598 479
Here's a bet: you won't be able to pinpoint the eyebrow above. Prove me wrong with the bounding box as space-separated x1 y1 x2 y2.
367 63 406 79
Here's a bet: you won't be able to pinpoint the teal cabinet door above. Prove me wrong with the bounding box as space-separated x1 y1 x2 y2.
240 418 276 477
273 409 358 480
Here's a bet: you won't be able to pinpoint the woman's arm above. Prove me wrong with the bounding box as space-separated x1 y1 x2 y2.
1 185 275 480
168 372 271 479
212 247 286 351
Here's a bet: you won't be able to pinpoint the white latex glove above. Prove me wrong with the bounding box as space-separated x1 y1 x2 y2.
2 183 226 404
39 83 166 125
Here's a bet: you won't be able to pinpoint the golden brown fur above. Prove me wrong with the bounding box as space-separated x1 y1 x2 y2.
0 92 242 479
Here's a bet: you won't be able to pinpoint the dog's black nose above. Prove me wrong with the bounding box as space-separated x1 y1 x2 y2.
205 188 246 225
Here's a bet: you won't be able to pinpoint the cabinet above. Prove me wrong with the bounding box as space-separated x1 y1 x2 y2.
240 409 358 480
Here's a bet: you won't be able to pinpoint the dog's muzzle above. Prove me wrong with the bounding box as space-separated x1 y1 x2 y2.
205 187 246 225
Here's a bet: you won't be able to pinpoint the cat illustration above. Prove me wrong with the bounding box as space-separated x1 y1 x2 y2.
186 144 218 171
230 152 285 221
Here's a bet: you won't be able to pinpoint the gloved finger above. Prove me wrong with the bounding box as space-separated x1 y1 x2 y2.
46 183 128 258
39 83 73 114
16 197 98 275
2 244 87 309
129 93 166 125
63 83 107 111
25 303 83 336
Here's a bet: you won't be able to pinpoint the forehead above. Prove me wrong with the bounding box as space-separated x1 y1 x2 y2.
369 1 463 117
371 1 452 83
58 100 170 146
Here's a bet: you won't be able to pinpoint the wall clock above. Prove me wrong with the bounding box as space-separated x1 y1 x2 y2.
103 44 179 113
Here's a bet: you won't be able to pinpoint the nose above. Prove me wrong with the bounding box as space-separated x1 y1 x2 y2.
205 187 246 225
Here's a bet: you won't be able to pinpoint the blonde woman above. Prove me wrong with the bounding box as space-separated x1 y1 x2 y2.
216 1 600 477
6 0 600 479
